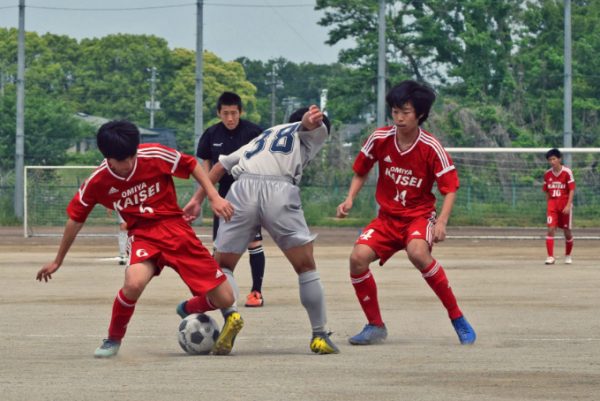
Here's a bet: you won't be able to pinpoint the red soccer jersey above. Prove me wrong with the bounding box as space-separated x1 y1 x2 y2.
542 166 575 200
67 143 197 228
353 126 459 218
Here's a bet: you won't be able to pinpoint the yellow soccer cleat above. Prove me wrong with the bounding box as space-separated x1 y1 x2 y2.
212 312 244 355
310 331 340 355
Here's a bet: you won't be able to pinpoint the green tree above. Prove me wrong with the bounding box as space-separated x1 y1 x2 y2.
0 93 89 172
162 50 259 153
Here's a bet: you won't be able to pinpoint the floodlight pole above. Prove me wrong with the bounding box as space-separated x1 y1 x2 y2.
563 0 573 167
14 0 25 219
194 0 204 154
376 0 386 127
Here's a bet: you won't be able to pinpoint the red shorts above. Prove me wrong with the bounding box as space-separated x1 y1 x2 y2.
546 198 572 229
128 218 225 296
355 212 437 265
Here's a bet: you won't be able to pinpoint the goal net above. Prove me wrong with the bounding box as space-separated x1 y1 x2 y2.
23 166 198 237
445 147 600 239
299 147 600 239
24 148 600 239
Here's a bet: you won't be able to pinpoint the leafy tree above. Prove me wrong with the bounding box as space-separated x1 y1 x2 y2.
0 92 89 172
162 50 259 153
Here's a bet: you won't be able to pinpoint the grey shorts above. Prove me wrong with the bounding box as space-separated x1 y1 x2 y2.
214 174 317 254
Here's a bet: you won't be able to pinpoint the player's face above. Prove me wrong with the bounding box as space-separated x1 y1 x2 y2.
218 105 241 131
107 155 136 178
391 103 420 135
547 155 562 170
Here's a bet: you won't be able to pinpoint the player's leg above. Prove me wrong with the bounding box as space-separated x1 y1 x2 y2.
546 225 557 264
545 206 558 264
117 221 128 266
245 232 265 307
561 208 574 264
282 242 339 354
95 260 156 358
406 237 476 345
348 243 388 345
214 251 244 315
168 220 245 356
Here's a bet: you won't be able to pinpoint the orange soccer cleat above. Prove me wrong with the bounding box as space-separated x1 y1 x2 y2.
244 291 264 307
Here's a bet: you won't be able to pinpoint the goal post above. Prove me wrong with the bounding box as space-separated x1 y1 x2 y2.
24 166 108 237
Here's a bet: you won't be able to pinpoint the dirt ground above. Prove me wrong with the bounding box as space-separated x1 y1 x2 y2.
1 226 599 401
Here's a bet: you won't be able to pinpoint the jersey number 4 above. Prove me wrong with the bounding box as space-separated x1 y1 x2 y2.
244 124 298 159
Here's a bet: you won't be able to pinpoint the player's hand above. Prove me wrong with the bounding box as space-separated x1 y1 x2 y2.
432 221 447 243
562 204 572 214
210 197 234 222
301 105 324 131
336 199 353 218
182 199 202 223
36 262 60 282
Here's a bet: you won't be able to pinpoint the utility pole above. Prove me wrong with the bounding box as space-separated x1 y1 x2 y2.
282 96 299 123
145 66 160 128
376 0 386 127
15 0 25 220
0 68 5 97
563 0 573 167
194 0 204 153
266 64 283 126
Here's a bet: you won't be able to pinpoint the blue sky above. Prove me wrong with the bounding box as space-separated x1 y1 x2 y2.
0 0 352 64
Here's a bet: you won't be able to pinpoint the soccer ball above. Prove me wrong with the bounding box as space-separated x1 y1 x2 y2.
177 313 220 355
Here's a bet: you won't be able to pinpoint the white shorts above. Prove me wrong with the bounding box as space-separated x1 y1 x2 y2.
214 174 317 254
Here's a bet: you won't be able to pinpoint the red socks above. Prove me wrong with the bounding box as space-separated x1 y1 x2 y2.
351 270 384 326
108 289 136 342
184 295 216 314
546 236 555 257
422 260 462 320
566 238 574 256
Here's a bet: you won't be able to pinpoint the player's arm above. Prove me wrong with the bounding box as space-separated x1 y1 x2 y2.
336 173 369 218
433 191 456 243
563 187 575 214
189 163 232 221
36 218 84 282
183 162 228 222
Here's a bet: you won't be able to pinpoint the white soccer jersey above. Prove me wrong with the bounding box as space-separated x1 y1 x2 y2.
218 122 327 184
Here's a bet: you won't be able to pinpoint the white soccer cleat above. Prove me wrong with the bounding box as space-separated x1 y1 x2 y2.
545 256 556 265
564 255 572 264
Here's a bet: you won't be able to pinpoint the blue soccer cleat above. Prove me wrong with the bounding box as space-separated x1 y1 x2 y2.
451 316 476 345
176 301 189 319
348 324 388 345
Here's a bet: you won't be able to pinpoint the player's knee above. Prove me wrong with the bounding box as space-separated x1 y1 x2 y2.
209 283 235 308
349 253 369 274
121 282 145 300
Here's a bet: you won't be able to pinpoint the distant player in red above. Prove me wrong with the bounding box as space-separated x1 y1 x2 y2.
336 80 476 345
36 120 242 358
542 148 575 265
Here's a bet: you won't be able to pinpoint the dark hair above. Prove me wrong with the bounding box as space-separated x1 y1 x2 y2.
386 80 436 124
217 91 243 112
288 107 331 134
96 120 140 160
545 148 562 160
